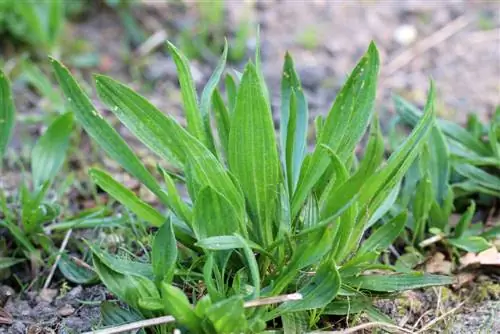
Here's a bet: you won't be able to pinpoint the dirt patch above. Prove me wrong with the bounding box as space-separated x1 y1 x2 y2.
0 285 105 334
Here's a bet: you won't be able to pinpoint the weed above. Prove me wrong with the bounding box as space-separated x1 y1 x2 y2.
50 37 454 332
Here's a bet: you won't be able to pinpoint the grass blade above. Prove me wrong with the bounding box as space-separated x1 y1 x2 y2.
0 70 15 160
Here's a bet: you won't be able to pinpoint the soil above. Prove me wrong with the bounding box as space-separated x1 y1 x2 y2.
1 0 499 333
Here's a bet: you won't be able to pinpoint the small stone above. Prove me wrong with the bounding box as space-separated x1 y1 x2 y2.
38 289 58 303
58 304 75 317
9 321 26 334
393 24 418 46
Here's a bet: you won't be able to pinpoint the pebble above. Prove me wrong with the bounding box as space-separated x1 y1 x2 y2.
58 304 76 317
393 24 418 46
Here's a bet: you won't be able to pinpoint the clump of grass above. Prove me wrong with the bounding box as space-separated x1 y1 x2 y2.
50 38 453 332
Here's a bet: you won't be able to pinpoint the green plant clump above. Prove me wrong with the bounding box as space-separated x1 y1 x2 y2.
49 39 453 332
0 0 64 53
389 96 499 253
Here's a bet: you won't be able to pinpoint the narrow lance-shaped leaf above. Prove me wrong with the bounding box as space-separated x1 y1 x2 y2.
89 168 165 227
193 187 244 240
268 259 341 317
346 273 452 292
228 62 281 247
50 58 168 204
31 112 74 191
212 89 231 157
281 53 309 192
0 70 15 160
428 125 450 204
152 219 177 283
199 41 228 155
167 41 208 147
454 200 475 238
358 211 407 255
292 42 380 217
393 94 490 156
95 74 184 166
225 73 238 113
93 73 244 216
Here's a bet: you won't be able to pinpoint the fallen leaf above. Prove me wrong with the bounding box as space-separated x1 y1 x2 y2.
460 246 500 269
425 252 453 274
453 272 476 289
0 308 12 325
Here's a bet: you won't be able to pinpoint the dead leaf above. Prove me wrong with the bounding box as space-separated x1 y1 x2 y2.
460 246 500 269
453 272 476 289
0 308 12 325
425 252 453 274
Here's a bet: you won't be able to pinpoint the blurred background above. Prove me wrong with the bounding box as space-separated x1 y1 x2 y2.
0 0 498 158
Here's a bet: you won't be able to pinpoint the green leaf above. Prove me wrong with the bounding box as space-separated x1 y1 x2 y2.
0 257 25 270
428 125 450 204
152 219 177 283
89 244 154 279
193 187 242 240
358 212 406 255
281 53 308 192
101 302 145 333
394 94 490 156
157 166 192 223
58 254 98 284
447 236 491 253
454 201 476 238
353 115 385 181
92 254 159 315
0 220 36 253
323 298 368 315
0 70 15 159
47 0 63 44
272 259 341 315
206 296 248 333
412 175 433 242
89 168 165 227
167 41 208 147
138 297 165 312
31 112 74 190
212 89 231 157
282 312 309 334
292 42 379 216
160 282 202 332
346 273 452 292
50 58 167 203
94 74 185 167
454 163 500 196
199 41 228 154
228 62 281 247
225 73 238 113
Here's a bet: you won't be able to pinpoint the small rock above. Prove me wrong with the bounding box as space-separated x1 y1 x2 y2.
58 304 75 317
66 286 83 300
27 325 55 334
38 289 58 303
0 285 15 307
9 321 26 334
393 24 418 46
